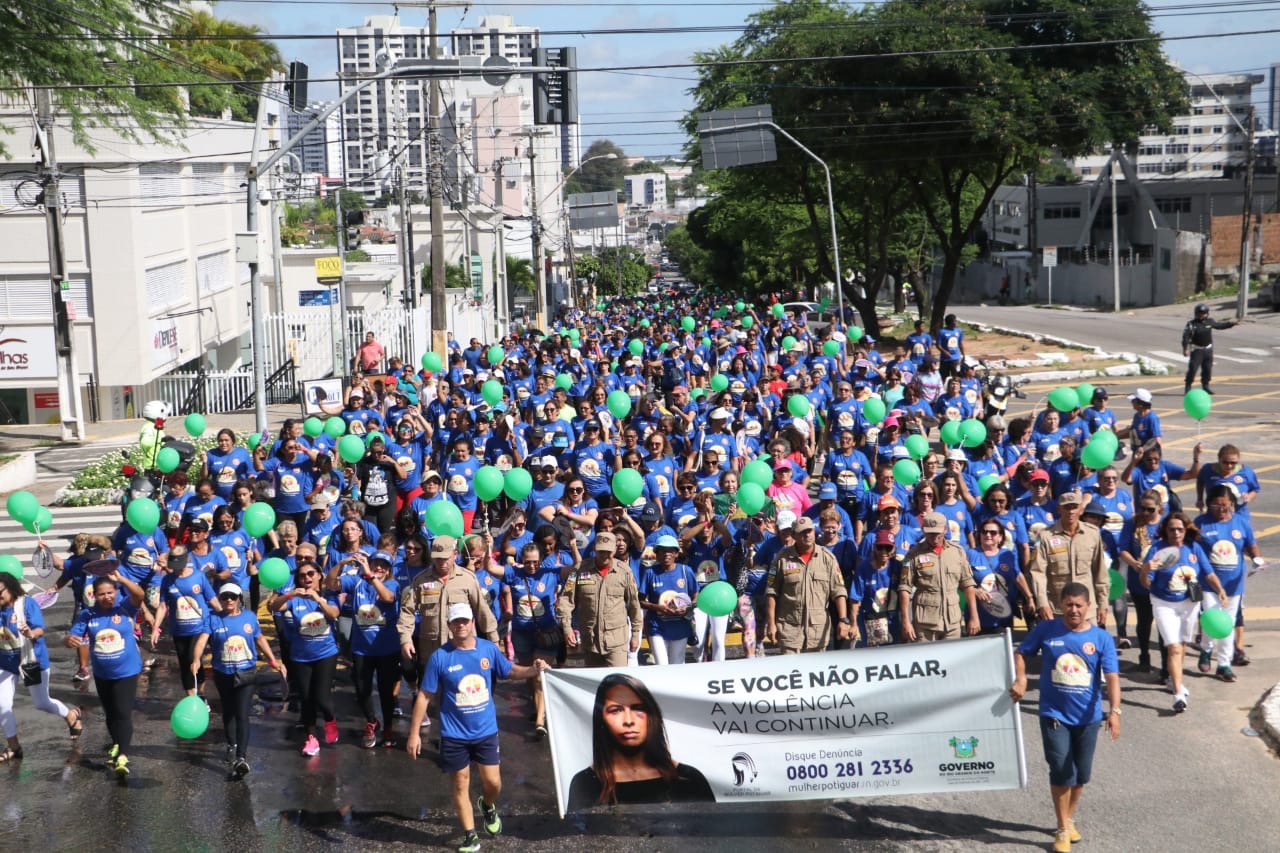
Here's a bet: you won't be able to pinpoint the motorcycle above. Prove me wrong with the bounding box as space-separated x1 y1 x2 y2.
977 360 1027 414
119 400 197 521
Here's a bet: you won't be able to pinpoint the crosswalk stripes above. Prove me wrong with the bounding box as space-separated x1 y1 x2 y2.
1231 347 1271 357
35 437 135 483
4 505 124 594
1147 348 1261 366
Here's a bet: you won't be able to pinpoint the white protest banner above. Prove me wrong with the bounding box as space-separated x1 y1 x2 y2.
544 633 1026 815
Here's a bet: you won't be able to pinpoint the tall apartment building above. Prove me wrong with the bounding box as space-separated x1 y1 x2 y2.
285 102 343 179
450 15 538 65
1071 71 1264 180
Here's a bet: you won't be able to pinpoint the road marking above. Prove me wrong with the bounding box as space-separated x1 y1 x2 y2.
1253 522 1280 541
1213 353 1262 363
1245 606 1280 621
1232 347 1272 356
1150 350 1184 362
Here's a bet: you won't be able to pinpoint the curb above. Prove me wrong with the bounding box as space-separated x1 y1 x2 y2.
959 317 1171 378
1255 682 1280 752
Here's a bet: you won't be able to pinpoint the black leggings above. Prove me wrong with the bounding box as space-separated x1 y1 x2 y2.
1131 592 1169 675
352 653 401 725
273 614 302 698
212 671 256 759
95 674 139 754
172 634 205 692
293 655 337 730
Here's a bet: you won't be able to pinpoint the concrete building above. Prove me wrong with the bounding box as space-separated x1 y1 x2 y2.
450 15 538 65
623 173 668 211
285 102 343 179
1071 71 1264 180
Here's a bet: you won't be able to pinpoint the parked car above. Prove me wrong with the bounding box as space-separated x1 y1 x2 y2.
1264 275 1280 311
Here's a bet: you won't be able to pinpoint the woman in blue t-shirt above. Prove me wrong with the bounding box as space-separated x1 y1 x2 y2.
68 569 147 777
330 552 401 749
269 557 340 756
640 535 698 665
503 542 562 736
190 581 284 777
0 573 81 763
967 520 1032 635
203 429 254 501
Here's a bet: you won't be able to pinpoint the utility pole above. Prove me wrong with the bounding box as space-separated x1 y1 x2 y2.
493 157 509 338
1237 104 1256 320
527 138 545 325
335 191 349 376
428 0 446 356
399 167 413 308
34 88 85 441
1110 157 1121 312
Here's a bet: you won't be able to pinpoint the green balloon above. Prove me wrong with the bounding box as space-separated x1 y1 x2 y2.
303 417 324 437
612 469 645 505
741 316 754 329
893 459 921 487
735 483 768 516
156 446 181 474
640 319 650 328
823 340 840 357
365 431 386 447
741 459 774 490
710 374 729 393
338 434 366 463
555 373 573 391
658 342 669 354
847 326 864 342
1200 607 1234 640
629 339 645 357
696 580 737 617
487 345 505 366
782 335 797 351
940 420 963 447
1080 439 1115 470
607 390 632 419
568 328 581 343
1049 386 1078 412
258 557 291 590
701 336 712 348
170 694 210 740
905 434 930 460
503 468 533 501
862 396 887 425
1076 384 1096 408
481 379 504 407
184 413 206 437
1183 388 1212 421
426 500 464 539
978 474 1002 496
771 303 785 318
734 301 745 313
681 316 696 332
960 419 988 448
6 490 39 525
422 352 443 373
126 498 160 534
0 554 23 580
22 506 53 536
475 466 505 502
324 417 347 438
787 394 810 418
242 502 277 538
1108 568 1126 602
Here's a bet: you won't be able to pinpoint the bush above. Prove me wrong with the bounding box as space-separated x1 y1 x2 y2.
66 433 250 492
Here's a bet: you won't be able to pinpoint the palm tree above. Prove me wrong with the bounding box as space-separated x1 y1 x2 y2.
166 11 283 122
506 255 535 295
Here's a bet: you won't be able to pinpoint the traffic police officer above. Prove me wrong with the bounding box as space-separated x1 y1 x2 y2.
898 511 980 641
764 517 851 654
556 531 643 667
1181 303 1236 395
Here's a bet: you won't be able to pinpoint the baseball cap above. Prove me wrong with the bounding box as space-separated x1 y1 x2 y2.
529 425 546 440
167 545 189 570
369 551 393 566
1080 497 1106 518
874 529 895 547
877 495 901 511
921 512 946 533
446 602 473 623
882 417 901 429
349 389 364 399
1129 388 1153 404
594 532 617 552
218 583 243 598
709 407 729 420
639 503 662 523
1092 386 1109 400
818 482 838 500
946 448 968 462
1057 490 1084 507
187 517 211 532
654 534 680 550
891 446 910 459
1029 469 1051 483
431 535 457 556
584 419 601 430
792 517 815 533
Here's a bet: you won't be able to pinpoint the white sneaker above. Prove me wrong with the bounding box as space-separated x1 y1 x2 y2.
1173 687 1189 713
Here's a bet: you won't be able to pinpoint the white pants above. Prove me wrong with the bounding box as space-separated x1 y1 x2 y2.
648 634 688 665
1201 591 1241 667
0 667 69 739
691 610 729 663
1152 596 1199 646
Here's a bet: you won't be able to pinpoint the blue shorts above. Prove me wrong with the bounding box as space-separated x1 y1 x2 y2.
1040 717 1101 787
439 733 501 774
511 626 560 659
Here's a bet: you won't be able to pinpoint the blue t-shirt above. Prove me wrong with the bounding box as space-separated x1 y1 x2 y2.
71 603 143 680
340 576 402 656
206 447 254 500
641 564 697 641
1141 541 1214 603
281 592 341 662
263 455 315 514
422 639 513 741
967 548 1022 630
210 530 255 589
1193 514 1255 598
159 570 217 637
1018 620 1118 726
0 596 50 673
113 525 168 587
505 566 560 632
205 610 263 675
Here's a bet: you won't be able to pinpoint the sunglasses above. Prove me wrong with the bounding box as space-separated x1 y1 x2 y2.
567 486 584 493
981 530 1002 536
218 593 240 600
298 571 318 579
1140 505 1158 512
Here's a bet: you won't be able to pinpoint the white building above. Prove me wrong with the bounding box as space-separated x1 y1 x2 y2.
1071 71 1264 180
624 173 668 211
450 15 538 65
0 94 274 423
286 102 343 180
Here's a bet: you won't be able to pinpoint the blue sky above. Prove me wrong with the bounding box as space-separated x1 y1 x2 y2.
220 0 1280 158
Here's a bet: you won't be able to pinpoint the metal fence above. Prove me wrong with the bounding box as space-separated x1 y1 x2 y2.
262 304 424 382
132 369 253 415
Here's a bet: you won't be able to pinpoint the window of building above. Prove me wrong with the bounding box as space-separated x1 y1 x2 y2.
191 163 227 203
1139 145 1162 156
1042 203 1081 219
139 164 184 207
1192 106 1204 116
1155 197 1192 214
197 251 231 296
1192 127 1204 135
1213 106 1224 114
145 260 186 314
1212 126 1224 134
342 37 356 58
1080 167 1092 175
0 276 91 321
1167 143 1188 155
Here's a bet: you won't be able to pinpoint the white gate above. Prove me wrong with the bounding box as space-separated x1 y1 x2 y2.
263 305 426 382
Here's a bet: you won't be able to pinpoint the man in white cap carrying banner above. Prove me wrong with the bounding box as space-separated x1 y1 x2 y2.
407 602 548 853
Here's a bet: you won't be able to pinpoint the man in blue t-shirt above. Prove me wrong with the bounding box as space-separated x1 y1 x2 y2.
1010 582 1121 853
406 603 548 853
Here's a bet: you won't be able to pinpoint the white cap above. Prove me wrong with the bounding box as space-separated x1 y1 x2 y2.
218 583 243 598
1129 388 1153 404
446 603 474 623
709 407 729 420
946 448 968 461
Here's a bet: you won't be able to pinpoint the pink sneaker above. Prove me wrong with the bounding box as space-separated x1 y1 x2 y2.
301 734 320 757
323 719 339 745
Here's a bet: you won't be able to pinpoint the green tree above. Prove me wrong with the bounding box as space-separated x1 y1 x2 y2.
578 247 650 296
165 10 283 122
567 140 627 195
505 255 536 295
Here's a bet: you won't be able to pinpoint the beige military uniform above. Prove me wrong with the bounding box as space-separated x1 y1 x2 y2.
1027 521 1108 614
898 540 976 641
397 566 499 662
766 545 845 654
556 557 642 668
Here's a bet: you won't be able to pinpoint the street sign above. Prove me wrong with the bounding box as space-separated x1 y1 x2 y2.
470 254 484 302
568 191 619 230
1042 246 1057 267
314 255 342 284
299 289 336 307
697 105 777 170
482 55 513 88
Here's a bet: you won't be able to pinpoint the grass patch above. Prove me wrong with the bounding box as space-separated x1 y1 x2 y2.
0 453 17 466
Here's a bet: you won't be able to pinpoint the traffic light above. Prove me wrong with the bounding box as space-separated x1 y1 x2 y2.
286 61 309 113
533 47 578 126
344 209 363 245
